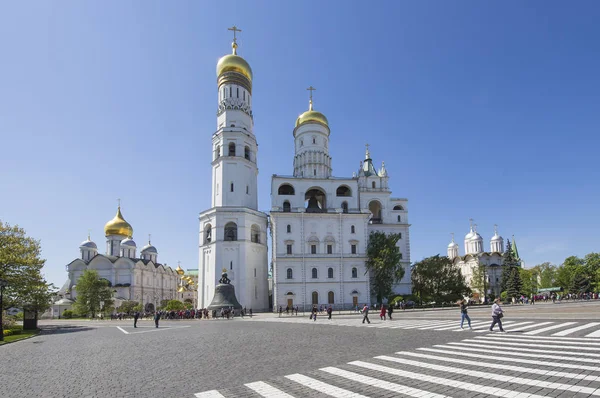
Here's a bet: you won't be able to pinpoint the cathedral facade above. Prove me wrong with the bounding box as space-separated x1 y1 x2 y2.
63 206 181 312
270 99 411 311
197 31 269 311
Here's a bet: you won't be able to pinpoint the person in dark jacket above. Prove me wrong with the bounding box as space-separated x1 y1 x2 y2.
133 311 140 328
327 306 333 320
154 311 160 328
458 299 472 329
387 305 393 320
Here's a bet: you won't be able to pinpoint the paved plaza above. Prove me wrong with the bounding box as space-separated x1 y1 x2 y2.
1 302 600 398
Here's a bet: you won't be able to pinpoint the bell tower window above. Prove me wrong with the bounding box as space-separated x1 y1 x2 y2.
228 143 236 156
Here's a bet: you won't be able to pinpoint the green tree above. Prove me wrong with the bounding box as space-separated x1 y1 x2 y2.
500 240 520 292
519 268 537 297
411 255 471 304
117 300 139 314
366 231 404 304
164 300 185 311
0 221 51 312
470 264 487 301
73 270 114 317
555 256 584 291
570 271 591 294
505 267 523 300
530 262 557 289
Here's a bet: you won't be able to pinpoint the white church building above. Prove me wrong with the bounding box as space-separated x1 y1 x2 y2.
270 96 411 311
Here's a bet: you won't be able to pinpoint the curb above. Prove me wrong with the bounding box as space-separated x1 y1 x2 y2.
0 330 41 346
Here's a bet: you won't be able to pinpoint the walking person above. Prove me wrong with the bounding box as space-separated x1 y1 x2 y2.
311 305 318 321
458 299 472 330
489 298 505 332
327 305 333 320
362 304 371 324
154 311 160 328
387 305 393 321
133 311 140 328
380 305 386 321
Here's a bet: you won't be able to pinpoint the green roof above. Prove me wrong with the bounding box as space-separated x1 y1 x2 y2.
185 269 199 276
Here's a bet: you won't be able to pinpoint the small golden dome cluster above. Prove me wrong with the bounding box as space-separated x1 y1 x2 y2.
104 207 133 237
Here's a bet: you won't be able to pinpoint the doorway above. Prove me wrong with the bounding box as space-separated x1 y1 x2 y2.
352 296 358 308
287 298 293 308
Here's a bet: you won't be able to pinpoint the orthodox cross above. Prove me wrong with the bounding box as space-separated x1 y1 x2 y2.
228 26 242 43
306 86 316 101
451 232 455 242
494 224 498 235
117 198 121 208
148 234 152 244
469 218 474 229
88 229 92 241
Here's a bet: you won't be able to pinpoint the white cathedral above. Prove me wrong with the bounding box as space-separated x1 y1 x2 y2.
198 28 411 311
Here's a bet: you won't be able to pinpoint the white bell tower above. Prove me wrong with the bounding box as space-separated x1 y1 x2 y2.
198 26 269 311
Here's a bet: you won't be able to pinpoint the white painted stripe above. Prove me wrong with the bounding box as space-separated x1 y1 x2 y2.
194 391 226 398
418 347 600 373
435 343 600 364
245 381 295 397
392 320 453 329
474 335 600 346
447 341 600 358
433 321 493 331
116 326 129 334
349 360 549 398
469 337 600 351
417 321 465 330
395 351 600 382
492 333 600 342
524 322 577 335
587 329 600 337
374 355 600 396
553 322 600 336
321 366 449 398
503 321 554 331
467 321 534 332
285 373 369 398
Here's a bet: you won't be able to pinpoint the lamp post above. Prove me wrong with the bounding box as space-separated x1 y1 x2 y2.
0 278 8 342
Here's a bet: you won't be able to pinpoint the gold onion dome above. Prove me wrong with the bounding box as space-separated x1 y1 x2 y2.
104 207 133 237
216 41 253 91
176 264 185 276
295 100 329 128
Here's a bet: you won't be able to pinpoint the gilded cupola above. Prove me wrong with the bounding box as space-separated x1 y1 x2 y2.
295 99 329 129
104 206 133 237
216 26 252 93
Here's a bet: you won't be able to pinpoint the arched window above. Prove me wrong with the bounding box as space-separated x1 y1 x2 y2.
328 267 334 279
251 224 260 244
341 201 348 214
312 291 318 305
287 268 293 279
215 145 220 159
286 224 291 233
372 181 376 189
228 142 236 156
351 225 355 234
204 224 212 244
312 268 318 279
283 201 291 212
369 200 382 223
278 184 295 195
336 186 352 197
352 267 358 278
393 205 404 210
305 188 326 213
244 146 250 160
224 222 237 241
397 215 401 222
230 183 234 192
328 291 334 304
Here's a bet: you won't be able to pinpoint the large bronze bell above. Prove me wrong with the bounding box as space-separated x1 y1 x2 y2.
207 269 242 310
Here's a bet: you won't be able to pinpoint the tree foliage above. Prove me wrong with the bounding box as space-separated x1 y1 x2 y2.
0 221 53 312
73 270 114 317
366 231 405 304
519 267 537 296
117 300 139 314
530 262 557 289
500 240 520 292
164 300 185 311
505 267 523 299
470 264 487 297
411 255 470 304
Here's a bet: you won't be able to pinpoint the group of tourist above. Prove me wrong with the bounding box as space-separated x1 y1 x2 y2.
457 298 505 332
111 307 253 328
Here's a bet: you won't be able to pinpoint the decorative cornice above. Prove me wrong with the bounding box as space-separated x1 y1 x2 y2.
217 97 253 119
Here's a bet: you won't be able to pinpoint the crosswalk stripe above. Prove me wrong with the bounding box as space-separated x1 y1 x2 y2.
394 351 600 382
436 343 600 363
320 366 449 398
471 336 600 351
468 321 534 332
194 391 226 398
552 322 600 336
494 333 600 342
399 320 458 329
448 341 600 358
433 320 493 331
524 321 577 335
417 321 465 330
505 321 554 331
245 381 295 397
349 360 549 398
375 354 600 395
474 335 600 346
285 373 369 398
418 347 600 373
586 328 600 337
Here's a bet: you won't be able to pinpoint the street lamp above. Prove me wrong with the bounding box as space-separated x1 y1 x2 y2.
0 278 8 342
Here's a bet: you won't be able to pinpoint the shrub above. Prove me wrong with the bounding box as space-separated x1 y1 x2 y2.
62 310 74 319
2 316 15 330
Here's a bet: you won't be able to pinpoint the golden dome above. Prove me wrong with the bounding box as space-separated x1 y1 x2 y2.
216 42 253 82
176 264 185 276
295 100 329 128
104 207 133 237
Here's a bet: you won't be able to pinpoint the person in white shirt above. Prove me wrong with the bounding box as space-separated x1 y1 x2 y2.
489 298 505 332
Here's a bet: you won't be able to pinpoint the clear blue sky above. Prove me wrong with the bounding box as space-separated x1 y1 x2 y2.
1 2 599 288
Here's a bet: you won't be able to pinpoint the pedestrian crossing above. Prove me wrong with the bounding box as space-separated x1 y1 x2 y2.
193 333 600 397
251 316 600 337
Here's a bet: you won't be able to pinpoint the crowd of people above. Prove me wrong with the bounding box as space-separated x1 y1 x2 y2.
110 307 253 323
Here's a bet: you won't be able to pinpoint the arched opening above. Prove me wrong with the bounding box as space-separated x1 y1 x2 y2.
244 146 250 160
328 291 334 304
251 224 261 244
397 215 401 222
312 268 318 279
351 225 355 234
369 200 382 224
336 185 352 197
224 222 237 241
204 224 212 244
393 205 404 210
352 267 358 278
328 267 334 279
283 201 291 213
286 268 293 279
305 188 326 213
312 291 319 305
228 142 236 156
371 181 376 189
215 145 220 159
341 201 348 214
145 303 154 312
278 184 295 195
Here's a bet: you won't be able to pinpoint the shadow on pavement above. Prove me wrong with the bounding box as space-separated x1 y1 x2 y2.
40 325 96 335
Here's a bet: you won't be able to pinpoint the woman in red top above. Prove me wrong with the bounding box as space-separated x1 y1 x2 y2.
380 305 387 320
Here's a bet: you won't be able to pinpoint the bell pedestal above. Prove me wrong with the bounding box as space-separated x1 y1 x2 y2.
207 283 242 310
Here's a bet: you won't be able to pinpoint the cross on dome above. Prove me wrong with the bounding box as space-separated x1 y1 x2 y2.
228 25 242 54
365 143 371 159
306 86 316 110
